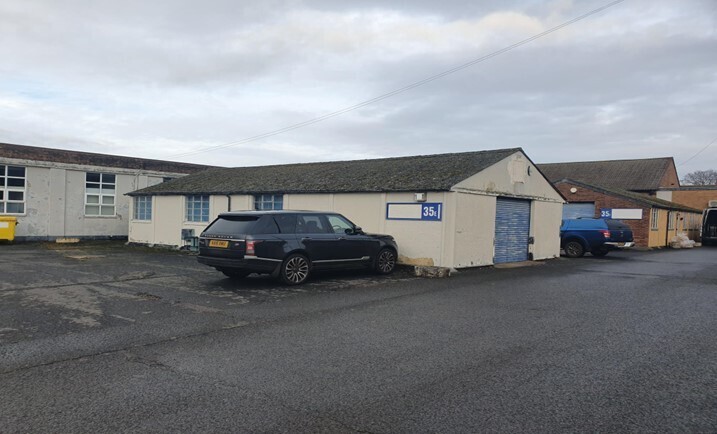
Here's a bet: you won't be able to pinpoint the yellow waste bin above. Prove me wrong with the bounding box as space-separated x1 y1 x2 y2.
0 216 18 242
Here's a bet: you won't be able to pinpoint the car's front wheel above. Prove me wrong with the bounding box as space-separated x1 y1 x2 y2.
279 253 310 285
563 240 585 258
374 248 397 274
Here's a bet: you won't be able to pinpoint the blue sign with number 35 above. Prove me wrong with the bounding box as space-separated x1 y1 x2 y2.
421 203 442 221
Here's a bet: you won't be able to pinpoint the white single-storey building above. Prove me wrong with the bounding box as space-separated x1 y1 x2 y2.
127 148 565 268
0 142 211 241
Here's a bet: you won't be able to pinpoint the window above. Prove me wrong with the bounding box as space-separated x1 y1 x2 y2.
274 214 297 233
296 214 329 234
254 194 283 210
85 172 116 216
326 214 354 234
186 195 209 222
133 196 152 221
650 208 659 230
0 165 26 214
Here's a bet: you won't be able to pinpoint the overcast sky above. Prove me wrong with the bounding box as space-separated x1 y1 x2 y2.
0 0 715 176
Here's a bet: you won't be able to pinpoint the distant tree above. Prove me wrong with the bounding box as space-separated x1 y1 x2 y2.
682 170 717 185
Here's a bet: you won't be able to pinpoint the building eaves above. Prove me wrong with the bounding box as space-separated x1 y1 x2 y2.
658 185 717 191
557 178 701 213
128 148 522 196
0 142 215 174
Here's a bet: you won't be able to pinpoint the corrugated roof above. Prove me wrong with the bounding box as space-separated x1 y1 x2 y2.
556 179 701 213
129 148 521 196
538 157 675 191
0 142 214 174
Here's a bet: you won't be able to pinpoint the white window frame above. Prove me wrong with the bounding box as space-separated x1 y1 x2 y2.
133 196 152 221
650 208 659 231
185 195 210 222
254 194 283 210
0 165 26 215
85 172 116 217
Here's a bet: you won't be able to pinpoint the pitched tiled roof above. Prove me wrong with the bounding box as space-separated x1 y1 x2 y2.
538 157 675 191
556 179 701 213
0 142 213 174
129 148 521 196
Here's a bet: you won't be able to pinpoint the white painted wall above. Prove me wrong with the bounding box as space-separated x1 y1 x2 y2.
127 151 564 267
656 190 672 201
1 157 187 239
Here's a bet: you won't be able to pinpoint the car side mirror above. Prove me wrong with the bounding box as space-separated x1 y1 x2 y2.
348 226 363 235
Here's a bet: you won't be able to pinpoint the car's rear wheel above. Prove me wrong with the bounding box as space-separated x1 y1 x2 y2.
279 253 310 285
564 240 585 258
374 248 397 274
219 268 250 278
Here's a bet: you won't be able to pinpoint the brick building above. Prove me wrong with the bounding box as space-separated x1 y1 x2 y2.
555 179 702 247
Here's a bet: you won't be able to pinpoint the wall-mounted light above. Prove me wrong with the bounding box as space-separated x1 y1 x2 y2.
414 192 427 202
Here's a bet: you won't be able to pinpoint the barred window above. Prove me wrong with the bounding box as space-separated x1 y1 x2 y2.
254 194 283 210
85 172 116 216
134 196 152 221
650 208 659 230
0 165 26 214
186 195 209 222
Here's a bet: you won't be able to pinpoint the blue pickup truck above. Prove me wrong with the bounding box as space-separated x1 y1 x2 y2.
560 218 634 258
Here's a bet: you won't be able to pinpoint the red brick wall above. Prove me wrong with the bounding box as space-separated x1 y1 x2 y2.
659 160 680 188
556 182 651 247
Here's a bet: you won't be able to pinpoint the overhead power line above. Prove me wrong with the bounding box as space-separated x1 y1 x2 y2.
168 0 626 159
677 136 717 167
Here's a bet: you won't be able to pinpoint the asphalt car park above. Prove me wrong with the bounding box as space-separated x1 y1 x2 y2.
2 242 716 432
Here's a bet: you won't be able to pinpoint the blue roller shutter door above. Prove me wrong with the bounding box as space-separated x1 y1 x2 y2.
562 202 595 219
494 198 531 264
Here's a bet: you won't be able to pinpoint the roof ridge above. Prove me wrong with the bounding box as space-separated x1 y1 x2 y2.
0 142 215 170
223 148 522 170
538 156 673 166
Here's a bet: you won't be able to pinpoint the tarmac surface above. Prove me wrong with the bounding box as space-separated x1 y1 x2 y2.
1 242 716 432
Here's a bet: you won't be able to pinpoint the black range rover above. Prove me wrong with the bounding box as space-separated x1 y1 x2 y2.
198 210 399 285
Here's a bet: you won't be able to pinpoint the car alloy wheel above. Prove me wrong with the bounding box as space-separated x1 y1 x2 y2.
375 248 396 274
564 241 585 258
281 254 310 285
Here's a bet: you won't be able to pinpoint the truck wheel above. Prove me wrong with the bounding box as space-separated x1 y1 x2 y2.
564 240 585 258
279 253 310 285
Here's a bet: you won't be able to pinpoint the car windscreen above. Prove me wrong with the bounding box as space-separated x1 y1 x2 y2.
203 216 259 235
606 219 631 230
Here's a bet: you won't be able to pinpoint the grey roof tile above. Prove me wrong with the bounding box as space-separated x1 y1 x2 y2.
538 157 675 191
0 142 214 174
129 148 521 196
